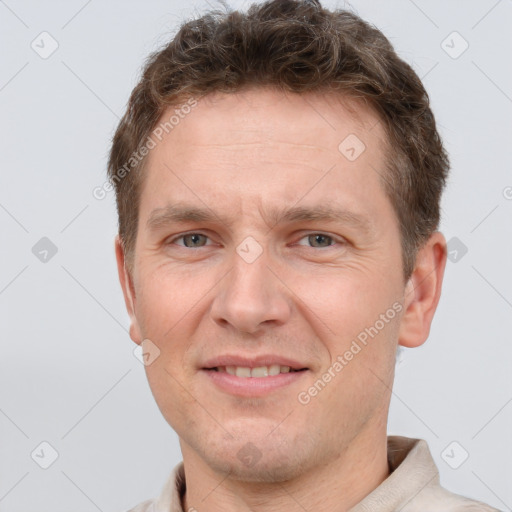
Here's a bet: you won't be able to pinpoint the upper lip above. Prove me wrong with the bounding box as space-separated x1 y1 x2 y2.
202 354 308 370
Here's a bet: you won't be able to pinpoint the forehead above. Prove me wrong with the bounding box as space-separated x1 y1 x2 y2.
157 87 385 154
138 88 392 228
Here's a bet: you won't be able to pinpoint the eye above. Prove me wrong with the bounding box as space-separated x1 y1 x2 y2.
171 233 212 248
167 232 343 250
296 233 339 248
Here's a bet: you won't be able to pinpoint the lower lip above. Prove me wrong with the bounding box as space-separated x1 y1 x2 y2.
201 369 308 397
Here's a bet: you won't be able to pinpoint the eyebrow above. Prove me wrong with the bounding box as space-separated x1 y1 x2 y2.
146 203 373 235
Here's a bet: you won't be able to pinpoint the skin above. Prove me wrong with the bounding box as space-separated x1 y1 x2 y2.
115 88 447 512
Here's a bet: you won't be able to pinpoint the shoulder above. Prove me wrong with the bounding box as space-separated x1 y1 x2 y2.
122 499 157 512
387 436 501 512
120 498 157 512
405 484 502 511
119 461 185 512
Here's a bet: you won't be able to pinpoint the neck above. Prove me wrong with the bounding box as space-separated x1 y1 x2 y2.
180 428 390 512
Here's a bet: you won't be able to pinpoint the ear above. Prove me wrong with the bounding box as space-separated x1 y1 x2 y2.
398 231 447 348
115 235 143 345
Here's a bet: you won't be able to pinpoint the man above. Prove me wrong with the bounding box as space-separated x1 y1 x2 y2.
108 1 499 510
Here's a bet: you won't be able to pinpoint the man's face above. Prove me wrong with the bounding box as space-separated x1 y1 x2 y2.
118 88 409 481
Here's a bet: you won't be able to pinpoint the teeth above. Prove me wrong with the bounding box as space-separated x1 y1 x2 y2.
218 365 297 377
268 364 281 376
251 366 268 377
235 367 251 378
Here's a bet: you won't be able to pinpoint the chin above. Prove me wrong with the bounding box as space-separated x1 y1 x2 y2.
208 449 308 483
196 429 321 483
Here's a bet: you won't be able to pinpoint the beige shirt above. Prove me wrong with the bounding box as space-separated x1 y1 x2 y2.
125 436 500 512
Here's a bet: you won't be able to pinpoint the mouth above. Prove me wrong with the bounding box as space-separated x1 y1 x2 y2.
205 365 308 378
200 357 309 397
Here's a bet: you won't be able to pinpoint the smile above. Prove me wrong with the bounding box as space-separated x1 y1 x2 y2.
202 367 308 397
211 365 306 377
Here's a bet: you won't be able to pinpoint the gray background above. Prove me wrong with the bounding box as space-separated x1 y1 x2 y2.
1 0 511 511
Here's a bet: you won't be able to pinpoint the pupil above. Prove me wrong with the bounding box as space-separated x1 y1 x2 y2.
186 234 203 247
312 234 329 247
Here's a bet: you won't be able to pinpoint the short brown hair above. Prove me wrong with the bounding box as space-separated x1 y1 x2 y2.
107 0 449 282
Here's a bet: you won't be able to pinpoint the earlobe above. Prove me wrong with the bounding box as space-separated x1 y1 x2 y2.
398 231 447 348
114 235 143 345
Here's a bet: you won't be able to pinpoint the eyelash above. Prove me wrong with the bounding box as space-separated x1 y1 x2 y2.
168 232 345 249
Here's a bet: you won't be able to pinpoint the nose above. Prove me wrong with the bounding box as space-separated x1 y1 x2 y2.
209 248 291 335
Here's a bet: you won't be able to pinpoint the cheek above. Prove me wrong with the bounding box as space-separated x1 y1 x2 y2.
289 269 385 339
145 359 198 432
135 264 210 339
290 269 401 381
